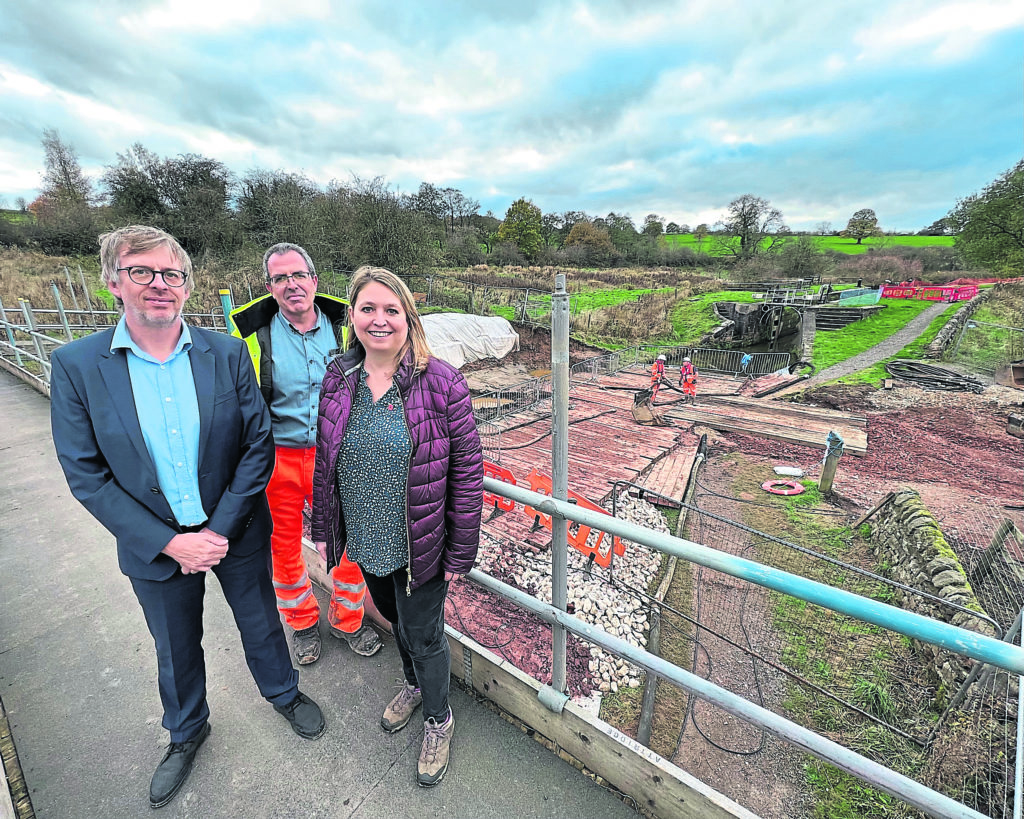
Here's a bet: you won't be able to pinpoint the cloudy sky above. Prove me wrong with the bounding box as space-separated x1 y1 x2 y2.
1 0 1021 232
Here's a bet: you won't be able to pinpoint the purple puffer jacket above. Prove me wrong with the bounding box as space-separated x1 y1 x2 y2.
311 348 483 593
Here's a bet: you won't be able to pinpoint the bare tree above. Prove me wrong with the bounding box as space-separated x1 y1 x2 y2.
714 194 788 256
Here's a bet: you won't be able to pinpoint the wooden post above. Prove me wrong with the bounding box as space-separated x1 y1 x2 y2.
819 430 844 493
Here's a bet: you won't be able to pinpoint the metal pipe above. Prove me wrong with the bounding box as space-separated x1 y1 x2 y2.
1016 607 1024 819
550 273 570 695
51 283 74 342
468 568 989 819
219 290 237 334
482 477 1024 675
0 297 25 368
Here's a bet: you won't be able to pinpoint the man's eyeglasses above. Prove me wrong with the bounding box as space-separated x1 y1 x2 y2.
117 266 189 287
268 271 313 287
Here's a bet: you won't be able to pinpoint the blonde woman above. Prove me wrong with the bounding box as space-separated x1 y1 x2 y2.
312 266 482 787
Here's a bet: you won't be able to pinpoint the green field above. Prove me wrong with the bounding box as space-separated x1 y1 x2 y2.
664 233 954 256
0 208 34 224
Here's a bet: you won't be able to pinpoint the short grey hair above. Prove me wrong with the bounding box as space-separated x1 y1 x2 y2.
262 243 316 279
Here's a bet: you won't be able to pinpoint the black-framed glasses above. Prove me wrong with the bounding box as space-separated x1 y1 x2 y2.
268 271 313 287
117 266 189 287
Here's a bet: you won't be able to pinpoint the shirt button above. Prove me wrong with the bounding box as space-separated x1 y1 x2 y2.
177 462 183 467
165 397 172 402
183 494 190 500
171 429 178 434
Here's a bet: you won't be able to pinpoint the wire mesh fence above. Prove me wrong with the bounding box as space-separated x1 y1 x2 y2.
649 475 1020 818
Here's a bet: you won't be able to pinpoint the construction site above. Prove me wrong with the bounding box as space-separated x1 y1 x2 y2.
445 280 1024 819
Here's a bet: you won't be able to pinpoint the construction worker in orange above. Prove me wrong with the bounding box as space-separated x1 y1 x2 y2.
230 243 384 666
650 354 667 403
679 355 698 404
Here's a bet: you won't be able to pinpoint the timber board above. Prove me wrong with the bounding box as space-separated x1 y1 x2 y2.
446 626 759 819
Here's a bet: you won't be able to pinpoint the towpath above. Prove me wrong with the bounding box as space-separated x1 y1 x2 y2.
780 301 950 394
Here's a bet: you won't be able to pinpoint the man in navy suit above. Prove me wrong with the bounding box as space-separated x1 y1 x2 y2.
50 225 326 809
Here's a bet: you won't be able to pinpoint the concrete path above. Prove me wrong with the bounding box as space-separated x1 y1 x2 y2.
781 301 950 395
0 371 638 819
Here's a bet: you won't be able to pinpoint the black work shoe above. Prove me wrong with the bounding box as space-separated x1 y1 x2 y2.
274 691 326 740
293 625 322 665
149 722 211 809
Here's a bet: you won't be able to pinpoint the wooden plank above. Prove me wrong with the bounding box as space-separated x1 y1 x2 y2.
446 628 759 819
705 395 867 425
663 408 867 455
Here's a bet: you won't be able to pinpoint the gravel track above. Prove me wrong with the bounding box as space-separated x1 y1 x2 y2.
799 301 950 388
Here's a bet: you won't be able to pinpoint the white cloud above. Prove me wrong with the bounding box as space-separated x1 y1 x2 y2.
854 0 1024 61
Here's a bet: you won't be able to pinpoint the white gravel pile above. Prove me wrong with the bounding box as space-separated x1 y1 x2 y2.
478 492 668 693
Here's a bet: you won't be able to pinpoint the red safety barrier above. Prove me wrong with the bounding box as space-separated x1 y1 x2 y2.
880 284 978 302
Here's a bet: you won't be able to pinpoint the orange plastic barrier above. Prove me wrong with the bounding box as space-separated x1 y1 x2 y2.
523 468 625 567
483 460 517 512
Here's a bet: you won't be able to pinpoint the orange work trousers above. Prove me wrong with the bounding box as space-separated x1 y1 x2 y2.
265 446 365 634
681 377 697 398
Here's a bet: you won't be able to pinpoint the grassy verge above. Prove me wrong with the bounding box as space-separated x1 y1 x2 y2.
836 303 960 385
811 301 937 372
731 464 933 818
667 289 758 341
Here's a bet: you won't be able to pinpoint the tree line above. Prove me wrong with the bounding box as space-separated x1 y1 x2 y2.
1 130 1020 276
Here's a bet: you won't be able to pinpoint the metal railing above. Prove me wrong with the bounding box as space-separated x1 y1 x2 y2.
476 476 1023 819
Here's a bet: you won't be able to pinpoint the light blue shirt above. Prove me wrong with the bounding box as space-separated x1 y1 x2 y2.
269 307 336 448
111 317 205 527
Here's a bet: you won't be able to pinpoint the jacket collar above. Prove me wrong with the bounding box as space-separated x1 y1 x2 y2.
230 292 348 338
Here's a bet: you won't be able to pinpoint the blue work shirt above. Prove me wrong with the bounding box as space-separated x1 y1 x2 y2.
111 317 205 527
269 307 335 448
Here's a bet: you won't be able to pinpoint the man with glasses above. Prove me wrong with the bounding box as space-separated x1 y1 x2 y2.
231 243 383 666
49 226 325 810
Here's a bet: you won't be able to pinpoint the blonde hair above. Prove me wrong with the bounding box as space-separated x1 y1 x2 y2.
346 266 431 374
99 225 193 308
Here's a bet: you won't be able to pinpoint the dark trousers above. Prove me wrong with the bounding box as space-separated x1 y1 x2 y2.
130 543 299 742
362 568 450 722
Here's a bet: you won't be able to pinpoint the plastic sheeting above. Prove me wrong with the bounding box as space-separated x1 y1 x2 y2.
422 313 520 369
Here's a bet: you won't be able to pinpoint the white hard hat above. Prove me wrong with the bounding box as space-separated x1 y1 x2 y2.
683 356 691 362
657 354 666 361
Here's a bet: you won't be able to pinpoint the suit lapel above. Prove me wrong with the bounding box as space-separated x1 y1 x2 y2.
97 348 156 473
189 330 216 466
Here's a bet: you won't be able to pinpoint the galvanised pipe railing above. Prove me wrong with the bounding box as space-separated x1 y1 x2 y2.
468 567 988 819
484 477 1024 676
479 476 1022 819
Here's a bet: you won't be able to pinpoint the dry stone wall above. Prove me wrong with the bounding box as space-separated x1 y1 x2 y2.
924 289 992 358
872 489 996 698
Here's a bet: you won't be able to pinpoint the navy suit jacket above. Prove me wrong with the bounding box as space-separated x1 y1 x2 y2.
50 324 274 581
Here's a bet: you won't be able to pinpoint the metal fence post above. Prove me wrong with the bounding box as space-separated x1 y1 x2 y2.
63 266 81 311
548 274 570 703
0 296 25 368
19 299 48 379
219 290 237 334
77 264 96 330
51 283 74 341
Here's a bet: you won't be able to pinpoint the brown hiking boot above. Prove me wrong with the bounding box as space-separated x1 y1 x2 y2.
292 625 321 665
417 710 454 787
381 682 422 733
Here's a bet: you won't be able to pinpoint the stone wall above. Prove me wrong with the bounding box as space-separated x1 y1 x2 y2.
872 489 996 699
924 289 992 358
707 302 801 346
